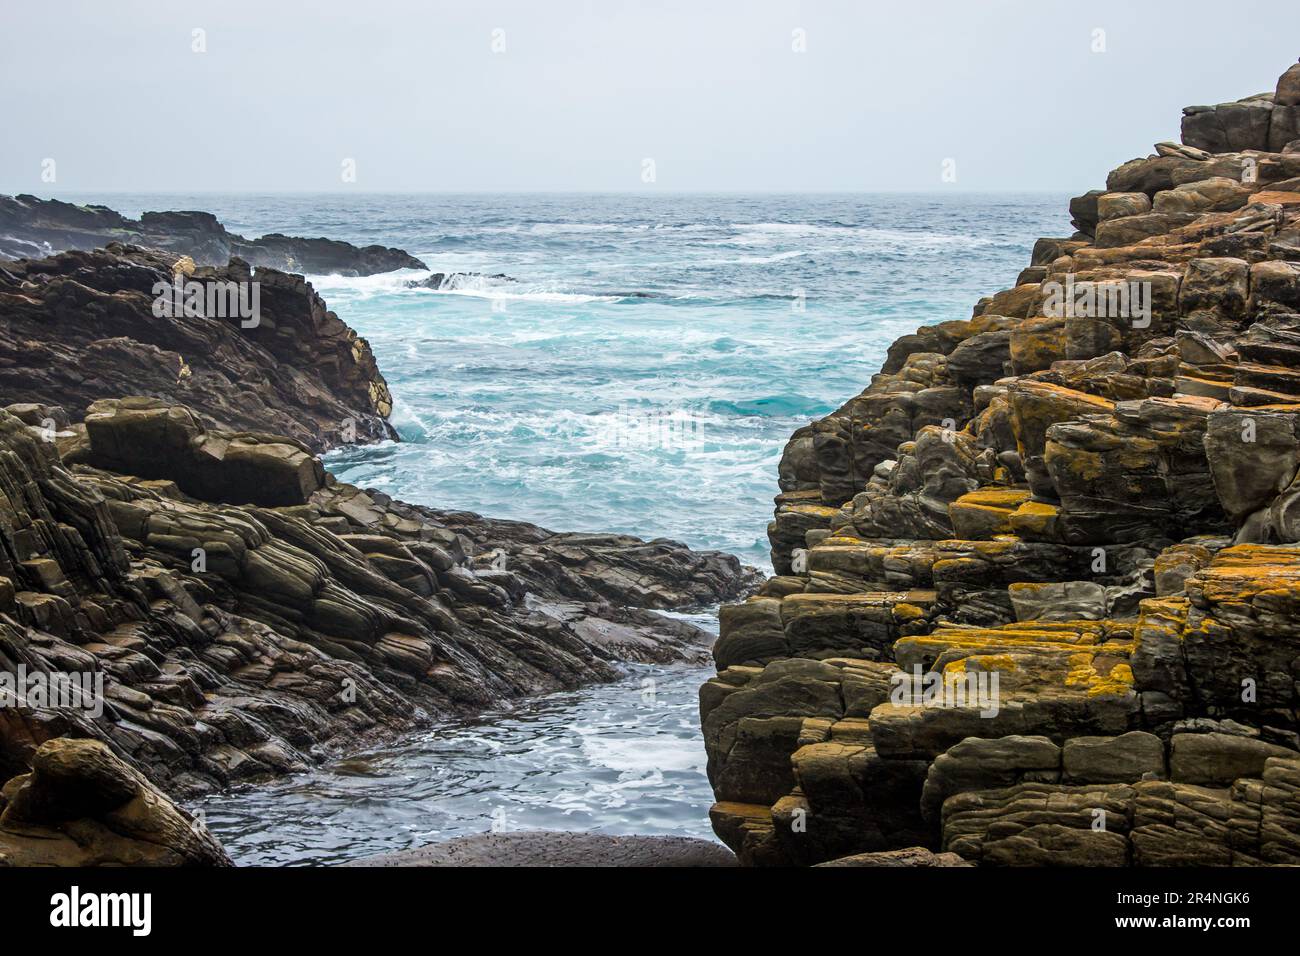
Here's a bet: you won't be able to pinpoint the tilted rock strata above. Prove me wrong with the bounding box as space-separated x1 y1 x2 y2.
705 58 1300 866
0 397 756 864
0 245 396 452
0 194 427 276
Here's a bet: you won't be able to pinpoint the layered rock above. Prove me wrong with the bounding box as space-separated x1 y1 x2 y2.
0 739 230 866
0 395 757 864
0 195 427 275
705 58 1300 866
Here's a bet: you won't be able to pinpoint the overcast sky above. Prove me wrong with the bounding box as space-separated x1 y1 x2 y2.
4 0 1299 193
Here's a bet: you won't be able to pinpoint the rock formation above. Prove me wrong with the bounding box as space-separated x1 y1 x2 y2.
0 395 756 864
0 244 396 452
703 58 1300 866
0 232 759 865
407 271 516 290
0 194 428 275
0 739 231 866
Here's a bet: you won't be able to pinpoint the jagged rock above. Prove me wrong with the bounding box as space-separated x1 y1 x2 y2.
1181 96 1275 153
426 511 760 612
83 399 325 507
1043 395 1226 543
406 271 514 290
1070 191 1104 236
0 400 757 865
1008 380 1115 498
1152 539 1220 596
1180 257 1250 330
0 192 771 870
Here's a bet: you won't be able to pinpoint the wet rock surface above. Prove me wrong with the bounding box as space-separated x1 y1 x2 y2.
704 58 1300 866
0 238 759 864
0 194 427 276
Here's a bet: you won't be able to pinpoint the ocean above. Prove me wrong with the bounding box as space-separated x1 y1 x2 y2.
64 191 1068 570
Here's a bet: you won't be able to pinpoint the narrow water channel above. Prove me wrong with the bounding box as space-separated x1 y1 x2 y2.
196 651 719 865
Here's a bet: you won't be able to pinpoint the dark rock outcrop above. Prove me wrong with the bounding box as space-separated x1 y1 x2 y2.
0 195 427 276
407 271 515 291
705 58 1300 866
0 245 396 452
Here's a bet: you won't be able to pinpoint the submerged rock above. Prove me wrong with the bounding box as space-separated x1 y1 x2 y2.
406 271 515 290
705 57 1300 866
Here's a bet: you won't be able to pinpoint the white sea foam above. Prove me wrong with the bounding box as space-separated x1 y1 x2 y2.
578 733 706 774
426 286 619 304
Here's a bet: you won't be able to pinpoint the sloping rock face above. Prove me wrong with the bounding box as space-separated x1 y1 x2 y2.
0 398 757 864
704 58 1300 866
0 195 427 276
0 244 396 452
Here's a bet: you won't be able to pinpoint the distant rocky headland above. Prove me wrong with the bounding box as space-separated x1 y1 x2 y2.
703 58 1300 866
0 194 428 276
0 211 758 863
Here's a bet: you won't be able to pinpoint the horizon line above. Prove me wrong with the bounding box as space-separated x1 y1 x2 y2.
8 187 1078 197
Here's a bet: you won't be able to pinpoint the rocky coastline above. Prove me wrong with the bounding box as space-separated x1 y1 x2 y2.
0 223 758 865
8 59 1300 871
702 59 1300 866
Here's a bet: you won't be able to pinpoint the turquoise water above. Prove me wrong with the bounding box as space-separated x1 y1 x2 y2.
67 192 1068 569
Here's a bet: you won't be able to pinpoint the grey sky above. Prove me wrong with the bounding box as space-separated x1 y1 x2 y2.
4 0 1298 193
